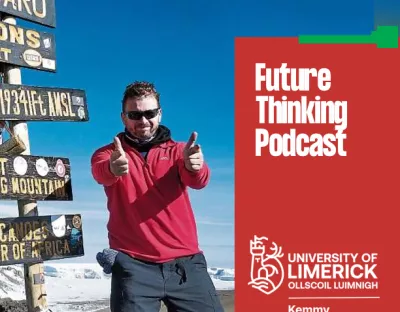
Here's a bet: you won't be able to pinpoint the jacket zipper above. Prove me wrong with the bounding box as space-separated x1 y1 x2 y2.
129 147 153 176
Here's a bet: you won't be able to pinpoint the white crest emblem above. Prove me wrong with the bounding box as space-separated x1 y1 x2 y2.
248 235 284 295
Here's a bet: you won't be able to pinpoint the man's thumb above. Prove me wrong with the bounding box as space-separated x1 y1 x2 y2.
114 137 125 155
185 131 198 150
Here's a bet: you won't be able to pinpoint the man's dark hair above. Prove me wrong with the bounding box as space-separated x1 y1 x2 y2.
122 81 160 111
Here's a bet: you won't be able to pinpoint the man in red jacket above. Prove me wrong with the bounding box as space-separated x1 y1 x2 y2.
91 81 224 312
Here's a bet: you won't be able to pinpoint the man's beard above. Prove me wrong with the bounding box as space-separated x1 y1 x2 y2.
127 127 157 143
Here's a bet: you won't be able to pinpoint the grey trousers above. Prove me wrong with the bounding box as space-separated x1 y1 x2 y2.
110 251 225 312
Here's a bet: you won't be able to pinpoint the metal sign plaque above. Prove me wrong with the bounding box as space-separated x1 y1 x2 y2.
0 154 72 201
0 21 56 72
0 0 56 28
0 214 84 266
0 83 89 121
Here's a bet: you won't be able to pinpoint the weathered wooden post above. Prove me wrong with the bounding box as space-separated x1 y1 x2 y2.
2 15 48 311
0 2 88 311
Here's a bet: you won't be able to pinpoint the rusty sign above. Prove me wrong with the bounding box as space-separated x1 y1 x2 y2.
0 20 56 71
0 214 84 265
0 83 89 121
0 154 72 201
0 0 56 28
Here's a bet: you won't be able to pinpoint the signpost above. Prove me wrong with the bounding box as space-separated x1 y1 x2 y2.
0 20 56 71
0 155 72 200
0 83 88 121
0 0 56 28
0 214 84 265
0 2 88 311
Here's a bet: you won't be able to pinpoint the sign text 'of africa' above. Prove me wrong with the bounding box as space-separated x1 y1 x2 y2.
0 214 84 265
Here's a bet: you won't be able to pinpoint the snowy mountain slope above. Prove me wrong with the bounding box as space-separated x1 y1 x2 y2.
0 263 234 311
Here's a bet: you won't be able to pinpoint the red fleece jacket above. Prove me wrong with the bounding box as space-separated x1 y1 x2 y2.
90 133 210 262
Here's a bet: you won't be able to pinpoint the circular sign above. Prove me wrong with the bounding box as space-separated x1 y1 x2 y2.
36 158 49 177
13 156 28 176
23 49 42 67
51 215 66 238
55 159 66 177
72 215 82 229
77 107 85 119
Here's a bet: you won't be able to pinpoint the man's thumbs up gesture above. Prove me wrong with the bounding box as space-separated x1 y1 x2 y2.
110 137 129 176
183 132 204 172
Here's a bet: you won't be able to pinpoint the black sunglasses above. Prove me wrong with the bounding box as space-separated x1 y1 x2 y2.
124 108 159 120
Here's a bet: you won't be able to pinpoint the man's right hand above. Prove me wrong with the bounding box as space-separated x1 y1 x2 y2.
110 137 129 176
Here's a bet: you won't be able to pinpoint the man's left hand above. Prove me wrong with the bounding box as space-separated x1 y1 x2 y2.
183 131 204 172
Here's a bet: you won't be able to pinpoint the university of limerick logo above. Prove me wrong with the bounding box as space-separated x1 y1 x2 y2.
248 235 284 295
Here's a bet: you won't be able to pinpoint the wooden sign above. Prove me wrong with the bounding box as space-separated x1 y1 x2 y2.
0 21 56 72
0 83 89 121
0 0 56 28
0 155 72 201
0 214 84 265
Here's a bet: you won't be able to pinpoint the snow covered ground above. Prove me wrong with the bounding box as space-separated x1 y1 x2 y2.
0 262 234 312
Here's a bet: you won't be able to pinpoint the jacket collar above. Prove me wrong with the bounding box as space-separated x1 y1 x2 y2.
118 132 177 149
